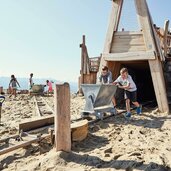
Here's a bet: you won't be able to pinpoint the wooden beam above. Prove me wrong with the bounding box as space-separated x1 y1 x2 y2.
163 20 170 57
19 116 54 132
114 31 143 36
0 134 51 156
54 83 71 152
33 96 42 116
135 0 169 113
99 0 123 71
103 51 155 61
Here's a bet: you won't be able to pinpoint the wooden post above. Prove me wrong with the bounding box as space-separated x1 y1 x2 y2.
163 20 170 57
54 83 71 152
135 0 169 113
0 87 3 94
99 0 123 71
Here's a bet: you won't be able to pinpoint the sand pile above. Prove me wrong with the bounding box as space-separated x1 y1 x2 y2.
0 94 171 171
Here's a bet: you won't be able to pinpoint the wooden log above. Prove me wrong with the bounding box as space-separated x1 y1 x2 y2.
54 83 71 152
71 120 88 141
19 116 54 132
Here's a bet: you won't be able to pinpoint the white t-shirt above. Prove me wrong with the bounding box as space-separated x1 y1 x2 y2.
114 75 137 92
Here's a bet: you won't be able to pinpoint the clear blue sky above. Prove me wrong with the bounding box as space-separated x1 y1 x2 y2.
0 0 170 82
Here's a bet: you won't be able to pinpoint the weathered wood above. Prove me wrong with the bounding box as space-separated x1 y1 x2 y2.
135 0 169 113
0 135 18 144
54 83 71 152
33 96 42 116
19 116 54 132
108 61 121 80
80 35 85 87
103 51 155 61
114 31 143 36
71 120 88 141
99 0 123 70
0 87 3 94
41 97 54 114
0 134 50 156
163 20 170 57
111 45 146 53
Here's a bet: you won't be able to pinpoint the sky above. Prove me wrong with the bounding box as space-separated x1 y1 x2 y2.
0 0 170 82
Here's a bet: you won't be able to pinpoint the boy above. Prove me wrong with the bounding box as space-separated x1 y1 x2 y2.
113 68 141 118
97 66 113 84
97 66 117 114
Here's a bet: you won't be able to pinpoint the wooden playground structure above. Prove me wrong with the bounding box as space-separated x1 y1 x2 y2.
1 0 171 156
79 0 171 114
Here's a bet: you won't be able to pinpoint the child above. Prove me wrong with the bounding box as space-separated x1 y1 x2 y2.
113 68 141 118
46 80 53 95
9 75 20 98
29 73 34 90
97 66 113 84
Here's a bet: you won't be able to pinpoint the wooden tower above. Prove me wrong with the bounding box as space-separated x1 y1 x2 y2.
99 0 169 113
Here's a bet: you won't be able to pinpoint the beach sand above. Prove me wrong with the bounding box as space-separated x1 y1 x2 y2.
0 94 171 171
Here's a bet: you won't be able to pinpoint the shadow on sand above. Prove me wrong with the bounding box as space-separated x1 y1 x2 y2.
58 151 170 171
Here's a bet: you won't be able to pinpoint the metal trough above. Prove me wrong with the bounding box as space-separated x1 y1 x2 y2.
31 84 45 94
81 84 117 119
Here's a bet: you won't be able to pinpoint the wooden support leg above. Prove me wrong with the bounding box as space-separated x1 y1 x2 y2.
54 83 71 152
148 59 169 113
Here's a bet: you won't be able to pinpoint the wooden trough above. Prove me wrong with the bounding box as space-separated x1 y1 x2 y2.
71 120 88 141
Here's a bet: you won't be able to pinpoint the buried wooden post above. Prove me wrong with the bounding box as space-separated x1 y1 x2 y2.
54 82 71 152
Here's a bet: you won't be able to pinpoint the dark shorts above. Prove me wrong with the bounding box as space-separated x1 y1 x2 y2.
124 90 137 102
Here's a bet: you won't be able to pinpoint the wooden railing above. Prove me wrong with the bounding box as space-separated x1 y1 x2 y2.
89 56 101 72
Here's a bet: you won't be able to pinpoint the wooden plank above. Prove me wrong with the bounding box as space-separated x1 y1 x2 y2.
113 36 144 42
108 61 121 80
19 116 54 132
33 96 42 116
114 31 143 36
135 0 169 113
163 20 170 57
99 0 123 71
0 134 50 156
41 97 54 114
54 83 71 152
103 51 155 61
111 46 146 53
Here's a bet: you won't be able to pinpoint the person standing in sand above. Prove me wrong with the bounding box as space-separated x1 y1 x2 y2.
46 80 53 95
29 73 34 90
113 67 142 118
9 75 20 98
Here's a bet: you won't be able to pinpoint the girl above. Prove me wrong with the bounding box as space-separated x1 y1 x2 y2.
9 75 20 98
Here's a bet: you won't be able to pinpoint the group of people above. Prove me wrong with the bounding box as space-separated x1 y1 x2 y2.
98 66 142 118
8 73 53 97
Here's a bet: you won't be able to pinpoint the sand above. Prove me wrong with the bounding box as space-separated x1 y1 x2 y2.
0 94 171 171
